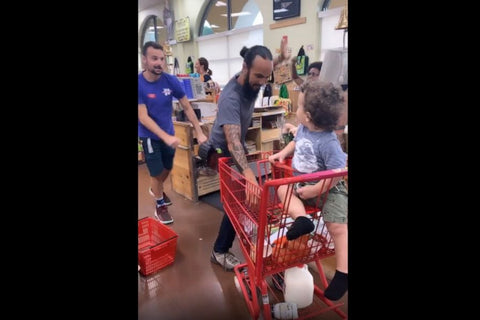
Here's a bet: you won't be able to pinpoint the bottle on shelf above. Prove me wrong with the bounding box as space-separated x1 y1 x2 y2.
254 85 265 108
186 56 194 74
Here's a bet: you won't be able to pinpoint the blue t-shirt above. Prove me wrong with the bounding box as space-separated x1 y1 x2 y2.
292 124 346 173
209 74 256 153
138 72 186 139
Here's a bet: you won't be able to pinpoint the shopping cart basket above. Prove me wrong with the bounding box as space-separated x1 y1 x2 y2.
218 152 348 319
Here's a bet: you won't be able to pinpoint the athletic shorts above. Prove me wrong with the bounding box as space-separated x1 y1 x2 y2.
140 137 176 177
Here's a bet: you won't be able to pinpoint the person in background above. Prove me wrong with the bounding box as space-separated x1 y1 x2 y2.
138 41 207 224
281 51 347 148
268 80 348 301
283 85 347 152
291 61 323 86
195 57 220 94
202 45 273 271
272 36 322 86
195 57 212 82
273 37 326 138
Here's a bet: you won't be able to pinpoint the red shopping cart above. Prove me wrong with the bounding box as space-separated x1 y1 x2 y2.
218 152 348 319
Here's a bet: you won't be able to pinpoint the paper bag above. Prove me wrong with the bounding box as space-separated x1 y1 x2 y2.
273 61 293 84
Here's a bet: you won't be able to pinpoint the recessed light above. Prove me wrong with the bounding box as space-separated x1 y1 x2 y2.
221 11 251 17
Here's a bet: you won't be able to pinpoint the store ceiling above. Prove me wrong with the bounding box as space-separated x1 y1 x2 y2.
138 0 161 12
138 0 250 35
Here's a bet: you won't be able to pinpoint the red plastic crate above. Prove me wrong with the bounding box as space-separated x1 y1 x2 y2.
138 217 178 276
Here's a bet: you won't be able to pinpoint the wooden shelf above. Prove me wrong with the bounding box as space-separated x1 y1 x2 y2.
270 17 307 29
171 110 285 200
252 110 285 153
171 122 218 202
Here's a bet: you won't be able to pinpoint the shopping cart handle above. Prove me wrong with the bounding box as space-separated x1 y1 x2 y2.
272 161 293 171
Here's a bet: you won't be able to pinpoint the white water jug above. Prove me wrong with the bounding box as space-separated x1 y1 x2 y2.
272 302 298 319
284 264 314 308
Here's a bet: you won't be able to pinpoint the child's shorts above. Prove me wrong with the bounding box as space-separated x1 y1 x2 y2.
294 180 348 224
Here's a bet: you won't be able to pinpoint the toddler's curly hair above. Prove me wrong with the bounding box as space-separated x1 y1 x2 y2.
300 80 345 131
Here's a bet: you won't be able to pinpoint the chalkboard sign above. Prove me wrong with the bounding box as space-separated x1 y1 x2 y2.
273 0 301 21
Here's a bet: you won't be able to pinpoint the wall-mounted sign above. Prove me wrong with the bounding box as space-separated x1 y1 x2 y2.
273 0 301 21
175 16 191 42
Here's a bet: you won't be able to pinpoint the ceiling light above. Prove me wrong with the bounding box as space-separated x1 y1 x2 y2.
221 11 251 17
215 1 226 6
148 26 164 30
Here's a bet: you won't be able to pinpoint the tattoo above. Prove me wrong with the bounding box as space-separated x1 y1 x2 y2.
224 124 249 172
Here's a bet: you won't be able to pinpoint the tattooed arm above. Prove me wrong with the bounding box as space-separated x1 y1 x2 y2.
223 124 258 185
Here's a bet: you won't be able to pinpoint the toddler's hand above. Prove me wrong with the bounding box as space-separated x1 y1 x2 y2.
268 153 284 164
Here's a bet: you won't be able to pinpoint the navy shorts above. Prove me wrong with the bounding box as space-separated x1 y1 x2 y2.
140 137 176 177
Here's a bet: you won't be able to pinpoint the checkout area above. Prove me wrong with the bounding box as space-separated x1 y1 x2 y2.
170 96 287 202
167 75 346 202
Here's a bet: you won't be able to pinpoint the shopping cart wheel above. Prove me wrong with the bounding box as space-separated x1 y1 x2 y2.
234 273 253 300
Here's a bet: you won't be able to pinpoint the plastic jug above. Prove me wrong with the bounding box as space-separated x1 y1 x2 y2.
272 302 298 319
284 264 314 308
254 85 265 108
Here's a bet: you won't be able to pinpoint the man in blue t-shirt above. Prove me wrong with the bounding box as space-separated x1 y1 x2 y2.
139 41 207 224
204 45 273 271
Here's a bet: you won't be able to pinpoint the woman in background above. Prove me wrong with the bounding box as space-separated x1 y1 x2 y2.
195 57 213 82
195 57 220 94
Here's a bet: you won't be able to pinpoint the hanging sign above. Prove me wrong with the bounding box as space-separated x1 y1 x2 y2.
175 17 191 42
273 0 301 20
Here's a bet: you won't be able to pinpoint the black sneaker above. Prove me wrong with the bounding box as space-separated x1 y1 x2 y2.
149 188 172 206
154 205 173 224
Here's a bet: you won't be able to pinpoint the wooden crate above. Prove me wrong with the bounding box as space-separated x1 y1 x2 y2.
262 128 281 142
171 147 195 200
261 140 274 152
197 173 220 197
174 123 192 147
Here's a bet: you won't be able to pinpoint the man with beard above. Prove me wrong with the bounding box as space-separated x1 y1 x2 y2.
203 45 273 271
139 41 207 224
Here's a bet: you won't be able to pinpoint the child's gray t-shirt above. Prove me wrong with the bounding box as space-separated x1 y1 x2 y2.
292 124 346 173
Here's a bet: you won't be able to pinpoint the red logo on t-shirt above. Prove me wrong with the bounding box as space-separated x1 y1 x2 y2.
147 93 156 98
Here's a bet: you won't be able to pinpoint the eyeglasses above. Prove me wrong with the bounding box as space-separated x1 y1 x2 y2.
307 72 319 77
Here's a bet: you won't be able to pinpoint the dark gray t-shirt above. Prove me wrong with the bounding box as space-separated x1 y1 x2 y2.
292 124 346 173
209 74 256 154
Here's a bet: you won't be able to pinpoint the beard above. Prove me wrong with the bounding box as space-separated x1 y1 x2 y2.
242 69 261 101
150 65 163 76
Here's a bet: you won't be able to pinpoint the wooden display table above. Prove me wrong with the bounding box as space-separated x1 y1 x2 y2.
170 108 285 202
170 120 217 202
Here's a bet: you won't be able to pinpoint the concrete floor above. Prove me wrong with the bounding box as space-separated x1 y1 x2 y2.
138 163 348 319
